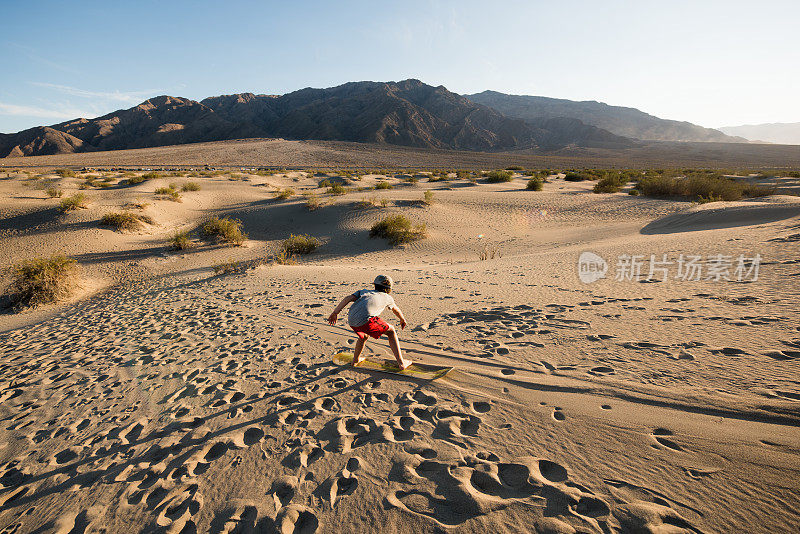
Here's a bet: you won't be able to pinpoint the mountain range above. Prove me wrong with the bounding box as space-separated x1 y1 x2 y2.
718 122 800 145
0 79 748 158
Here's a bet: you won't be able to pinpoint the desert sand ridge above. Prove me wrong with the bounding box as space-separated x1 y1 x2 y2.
0 167 799 532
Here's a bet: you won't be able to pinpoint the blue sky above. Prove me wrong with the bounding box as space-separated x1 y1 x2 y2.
1 0 798 133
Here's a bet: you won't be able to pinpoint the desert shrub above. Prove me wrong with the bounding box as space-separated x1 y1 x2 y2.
213 260 241 275
593 175 627 193
127 175 148 185
628 189 640 196
505 165 524 171
404 175 419 184
423 191 435 205
635 173 774 202
46 187 63 198
374 181 393 190
201 217 246 246
181 181 200 192
271 250 297 265
318 179 332 188
282 234 321 255
170 231 194 250
274 188 295 200
304 193 323 211
100 211 152 231
155 186 181 201
54 169 75 178
4 255 78 309
486 170 513 183
60 193 87 212
370 215 427 245
142 171 162 180
327 184 347 195
564 172 591 182
526 177 544 191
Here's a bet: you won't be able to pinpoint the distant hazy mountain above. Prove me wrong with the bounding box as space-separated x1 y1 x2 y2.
718 123 800 145
466 91 745 143
10 79 754 158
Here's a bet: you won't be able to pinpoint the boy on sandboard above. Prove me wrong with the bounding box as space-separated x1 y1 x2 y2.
328 275 411 370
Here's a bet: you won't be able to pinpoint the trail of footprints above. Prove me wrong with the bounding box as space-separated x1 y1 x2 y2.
0 276 761 532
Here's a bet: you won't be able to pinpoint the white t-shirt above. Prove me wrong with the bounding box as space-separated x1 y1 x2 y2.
348 289 395 327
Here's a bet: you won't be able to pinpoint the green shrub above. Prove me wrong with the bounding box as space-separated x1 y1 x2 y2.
60 193 87 212
635 173 775 202
327 184 347 195
54 169 75 178
274 188 295 200
370 215 427 245
155 186 181 201
46 187 63 198
127 175 147 185
374 181 393 190
181 181 200 192
201 217 246 246
282 234 321 255
593 175 627 193
505 165 524 171
5 255 78 309
526 177 544 191
423 191 435 205
100 211 153 231
141 171 162 180
486 170 513 183
564 172 591 182
170 231 194 250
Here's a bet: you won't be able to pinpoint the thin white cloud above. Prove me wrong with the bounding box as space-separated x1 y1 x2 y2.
30 82 161 103
0 102 91 119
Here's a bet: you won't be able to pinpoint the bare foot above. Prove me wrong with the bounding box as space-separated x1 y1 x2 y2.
351 356 366 366
397 359 412 371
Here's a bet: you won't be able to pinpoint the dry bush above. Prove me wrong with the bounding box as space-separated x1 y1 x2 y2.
477 244 502 261
374 181 393 190
423 191 435 205
46 187 63 198
327 184 347 195
4 255 79 309
274 188 295 200
271 250 297 265
355 196 388 209
370 215 427 245
304 193 324 211
60 193 87 212
181 182 201 192
592 176 626 193
213 260 241 275
170 231 194 250
282 234 321 255
201 217 246 246
100 211 153 231
55 169 76 178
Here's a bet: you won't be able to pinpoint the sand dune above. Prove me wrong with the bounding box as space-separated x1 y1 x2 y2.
0 169 798 532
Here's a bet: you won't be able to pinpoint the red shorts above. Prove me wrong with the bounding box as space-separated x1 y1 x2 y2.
351 317 390 340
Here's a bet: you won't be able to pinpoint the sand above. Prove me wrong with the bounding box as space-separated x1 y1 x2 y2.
0 168 798 533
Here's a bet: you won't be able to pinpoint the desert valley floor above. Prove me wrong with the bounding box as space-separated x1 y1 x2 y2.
0 164 799 533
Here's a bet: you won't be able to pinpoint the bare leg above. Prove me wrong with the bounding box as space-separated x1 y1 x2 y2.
352 336 367 365
386 328 412 370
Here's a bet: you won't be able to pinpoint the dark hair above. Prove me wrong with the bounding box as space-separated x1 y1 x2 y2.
374 284 390 293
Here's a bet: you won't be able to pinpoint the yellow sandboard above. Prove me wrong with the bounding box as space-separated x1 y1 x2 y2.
332 352 453 380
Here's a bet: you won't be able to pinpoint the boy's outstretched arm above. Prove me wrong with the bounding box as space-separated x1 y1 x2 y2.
390 305 407 330
328 294 356 325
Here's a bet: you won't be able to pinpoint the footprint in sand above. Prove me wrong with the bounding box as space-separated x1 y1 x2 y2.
651 428 684 451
